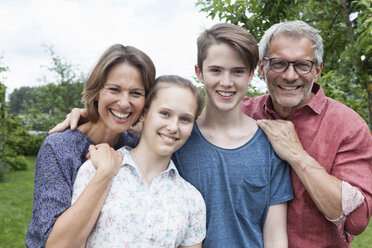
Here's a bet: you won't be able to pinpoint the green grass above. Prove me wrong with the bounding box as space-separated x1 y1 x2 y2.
0 156 35 248
0 156 371 247
353 221 372 247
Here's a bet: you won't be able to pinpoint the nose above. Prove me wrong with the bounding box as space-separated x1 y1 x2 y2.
282 63 299 82
117 92 131 109
166 117 178 133
220 72 233 87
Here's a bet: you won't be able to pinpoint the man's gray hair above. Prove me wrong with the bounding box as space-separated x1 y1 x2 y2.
259 20 323 66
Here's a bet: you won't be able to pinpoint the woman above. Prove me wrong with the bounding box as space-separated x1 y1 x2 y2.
26 44 156 247
72 75 206 247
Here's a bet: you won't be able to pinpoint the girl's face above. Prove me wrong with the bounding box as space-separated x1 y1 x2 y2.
141 85 197 157
97 62 145 135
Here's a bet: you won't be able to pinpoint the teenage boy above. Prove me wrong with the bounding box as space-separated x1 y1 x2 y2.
243 20 372 247
172 23 293 247
48 23 293 247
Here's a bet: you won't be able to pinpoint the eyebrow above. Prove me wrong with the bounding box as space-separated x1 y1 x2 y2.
159 106 195 118
208 65 247 70
105 83 145 91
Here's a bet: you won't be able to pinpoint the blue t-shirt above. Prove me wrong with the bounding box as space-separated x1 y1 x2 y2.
173 124 293 248
25 129 139 248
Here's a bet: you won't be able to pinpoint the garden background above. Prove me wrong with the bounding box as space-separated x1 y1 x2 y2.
1 0 371 247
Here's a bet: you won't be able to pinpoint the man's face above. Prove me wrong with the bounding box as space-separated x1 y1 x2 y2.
259 34 322 118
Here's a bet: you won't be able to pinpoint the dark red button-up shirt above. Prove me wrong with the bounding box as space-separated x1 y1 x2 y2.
241 83 372 247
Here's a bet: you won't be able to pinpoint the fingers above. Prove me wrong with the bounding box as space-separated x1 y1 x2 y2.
70 108 84 130
48 113 73 134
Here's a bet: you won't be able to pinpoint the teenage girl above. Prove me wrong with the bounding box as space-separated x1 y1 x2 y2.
72 75 206 248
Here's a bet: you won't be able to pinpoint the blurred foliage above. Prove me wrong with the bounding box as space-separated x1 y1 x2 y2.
1 48 82 179
0 61 7 181
196 0 372 127
8 46 85 131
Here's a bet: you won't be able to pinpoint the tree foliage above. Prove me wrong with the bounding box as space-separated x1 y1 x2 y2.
0 60 7 180
196 0 372 127
0 58 37 180
8 46 85 131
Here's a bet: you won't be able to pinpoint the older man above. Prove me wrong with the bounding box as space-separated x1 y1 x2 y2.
242 20 372 247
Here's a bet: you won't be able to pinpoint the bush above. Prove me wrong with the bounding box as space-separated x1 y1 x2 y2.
6 155 28 171
0 161 7 181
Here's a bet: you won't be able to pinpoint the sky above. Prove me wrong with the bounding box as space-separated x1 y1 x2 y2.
0 0 232 98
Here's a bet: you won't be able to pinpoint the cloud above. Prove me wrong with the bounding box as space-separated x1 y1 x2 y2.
0 0 220 96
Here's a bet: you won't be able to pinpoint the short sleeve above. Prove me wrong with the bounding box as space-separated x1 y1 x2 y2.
269 156 294 206
72 160 97 204
181 190 207 246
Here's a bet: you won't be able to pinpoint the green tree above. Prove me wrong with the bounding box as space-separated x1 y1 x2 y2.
8 86 37 114
196 0 372 127
8 46 85 131
0 60 7 180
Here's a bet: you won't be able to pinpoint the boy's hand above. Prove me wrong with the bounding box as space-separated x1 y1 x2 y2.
48 108 88 134
88 144 123 178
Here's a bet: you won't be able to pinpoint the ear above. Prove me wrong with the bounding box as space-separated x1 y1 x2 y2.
195 65 203 83
314 62 323 81
140 110 146 122
258 60 265 80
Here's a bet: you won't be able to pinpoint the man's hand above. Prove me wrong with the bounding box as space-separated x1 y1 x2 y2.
48 108 88 134
257 119 305 164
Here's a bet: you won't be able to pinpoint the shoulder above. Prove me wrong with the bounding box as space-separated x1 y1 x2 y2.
242 94 268 108
37 129 92 168
241 94 269 118
175 173 205 204
118 131 139 149
43 129 88 147
324 97 369 134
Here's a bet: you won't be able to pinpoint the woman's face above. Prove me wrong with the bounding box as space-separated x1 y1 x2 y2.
97 62 145 135
141 85 197 157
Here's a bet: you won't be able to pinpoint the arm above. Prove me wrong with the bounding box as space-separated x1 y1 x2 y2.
48 108 87 134
257 120 342 219
48 108 143 135
263 202 288 248
46 144 122 248
179 243 202 248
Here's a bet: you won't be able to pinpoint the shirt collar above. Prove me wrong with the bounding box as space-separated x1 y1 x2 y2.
120 146 178 176
263 83 327 116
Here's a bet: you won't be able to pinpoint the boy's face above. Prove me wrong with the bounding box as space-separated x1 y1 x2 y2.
195 42 254 113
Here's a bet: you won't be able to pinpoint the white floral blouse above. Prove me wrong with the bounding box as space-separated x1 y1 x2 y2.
72 147 206 248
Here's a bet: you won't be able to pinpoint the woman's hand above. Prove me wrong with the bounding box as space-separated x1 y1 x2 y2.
48 108 88 134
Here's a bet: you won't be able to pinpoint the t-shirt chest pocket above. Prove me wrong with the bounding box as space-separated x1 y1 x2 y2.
234 178 269 224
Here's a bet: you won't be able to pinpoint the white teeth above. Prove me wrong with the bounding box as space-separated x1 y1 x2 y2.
218 91 233 96
280 86 298 90
111 109 129 119
160 134 176 142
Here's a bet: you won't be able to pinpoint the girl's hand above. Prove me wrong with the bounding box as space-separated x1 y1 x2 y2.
88 144 123 178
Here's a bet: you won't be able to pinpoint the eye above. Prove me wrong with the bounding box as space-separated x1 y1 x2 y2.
160 111 170 117
295 61 312 71
107 87 120 93
130 91 145 97
180 115 194 124
271 59 287 69
234 69 245 75
180 117 193 123
210 68 220 73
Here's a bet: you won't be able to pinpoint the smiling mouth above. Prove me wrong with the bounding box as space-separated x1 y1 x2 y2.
217 90 235 97
110 109 130 119
160 134 178 143
279 85 301 90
